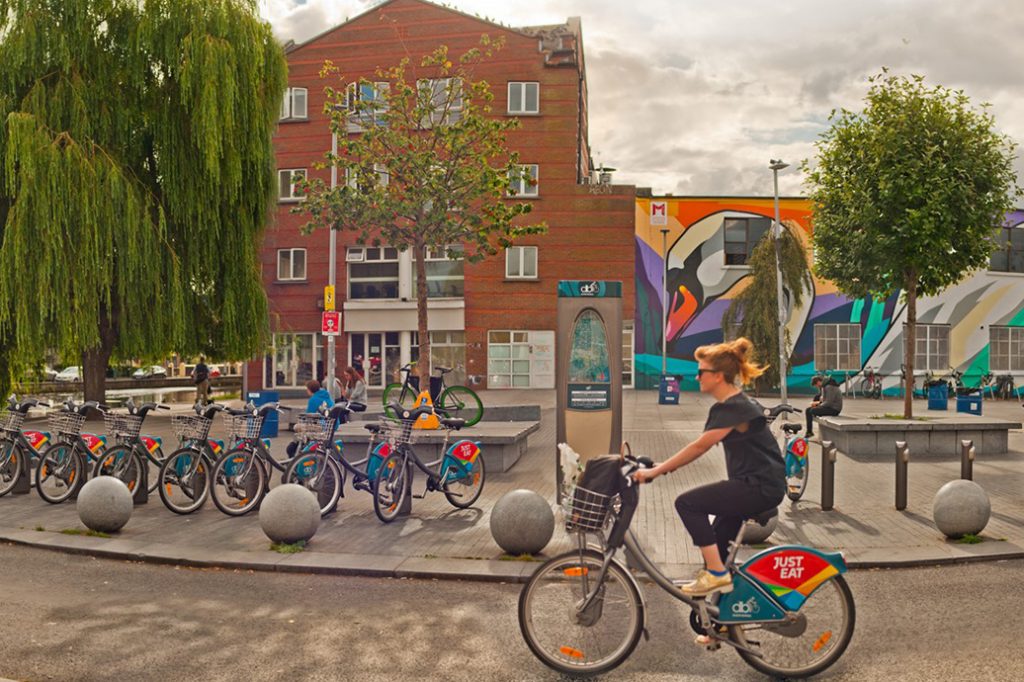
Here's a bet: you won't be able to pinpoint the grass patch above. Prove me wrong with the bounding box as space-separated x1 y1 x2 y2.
34 526 45 532
423 553 438 559
870 414 932 421
270 540 306 554
956 533 984 544
499 553 542 562
60 528 111 538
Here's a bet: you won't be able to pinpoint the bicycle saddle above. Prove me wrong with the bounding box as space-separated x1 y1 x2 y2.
364 423 383 434
440 417 465 430
781 423 802 435
747 508 778 527
435 366 452 374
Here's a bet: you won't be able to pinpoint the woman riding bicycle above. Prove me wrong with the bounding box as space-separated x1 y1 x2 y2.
634 337 785 597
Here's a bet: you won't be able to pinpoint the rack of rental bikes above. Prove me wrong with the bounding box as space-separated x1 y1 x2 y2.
0 394 486 524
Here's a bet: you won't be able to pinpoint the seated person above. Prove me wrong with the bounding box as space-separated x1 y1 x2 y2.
806 375 843 438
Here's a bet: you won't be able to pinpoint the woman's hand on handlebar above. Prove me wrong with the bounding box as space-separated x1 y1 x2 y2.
630 456 659 484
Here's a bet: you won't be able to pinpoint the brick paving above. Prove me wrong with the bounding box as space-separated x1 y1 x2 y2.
2 388 1023 576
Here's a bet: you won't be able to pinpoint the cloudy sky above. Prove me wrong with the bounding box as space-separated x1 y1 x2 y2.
259 0 1024 197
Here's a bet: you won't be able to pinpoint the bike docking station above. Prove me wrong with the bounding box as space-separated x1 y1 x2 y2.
555 280 623 500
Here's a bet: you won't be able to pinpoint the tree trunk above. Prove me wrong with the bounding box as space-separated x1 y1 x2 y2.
903 271 917 419
82 305 117 413
413 239 431 398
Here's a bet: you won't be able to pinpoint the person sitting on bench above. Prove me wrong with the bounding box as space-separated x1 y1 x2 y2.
807 375 843 438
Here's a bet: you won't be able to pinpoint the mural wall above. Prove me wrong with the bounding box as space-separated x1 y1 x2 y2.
635 198 1024 395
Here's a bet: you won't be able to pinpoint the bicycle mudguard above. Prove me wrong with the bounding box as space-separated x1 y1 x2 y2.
24 431 49 451
261 438 272 451
365 441 391 482
207 439 224 455
141 435 162 454
81 433 107 454
333 439 344 454
739 545 847 612
441 440 481 482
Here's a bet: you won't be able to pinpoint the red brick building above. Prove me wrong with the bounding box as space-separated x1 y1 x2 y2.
250 0 635 394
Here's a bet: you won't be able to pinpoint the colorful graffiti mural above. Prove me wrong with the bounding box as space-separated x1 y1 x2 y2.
635 198 1024 395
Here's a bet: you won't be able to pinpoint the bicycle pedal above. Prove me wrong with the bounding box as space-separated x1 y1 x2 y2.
695 634 722 651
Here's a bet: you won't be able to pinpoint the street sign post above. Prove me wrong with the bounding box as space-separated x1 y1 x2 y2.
321 310 341 336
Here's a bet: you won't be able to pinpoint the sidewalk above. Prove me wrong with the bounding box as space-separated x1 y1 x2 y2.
2 389 1022 582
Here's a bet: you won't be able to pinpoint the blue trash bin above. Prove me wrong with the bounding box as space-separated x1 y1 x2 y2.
658 375 680 405
247 391 280 437
956 393 982 416
926 383 948 410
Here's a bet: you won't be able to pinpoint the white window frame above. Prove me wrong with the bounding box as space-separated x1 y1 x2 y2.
417 78 463 127
507 81 540 115
814 323 861 371
278 168 306 202
508 164 539 198
277 248 307 281
723 216 771 266
418 245 465 299
280 87 308 121
989 326 1024 372
911 323 950 372
505 245 538 279
344 81 389 131
487 330 554 389
622 320 635 388
347 246 400 300
345 163 389 190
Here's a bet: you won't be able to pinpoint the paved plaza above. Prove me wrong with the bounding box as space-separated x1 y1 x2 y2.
2 389 1023 581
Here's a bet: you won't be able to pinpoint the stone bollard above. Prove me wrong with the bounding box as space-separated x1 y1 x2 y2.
932 479 990 538
895 441 909 511
259 484 321 544
960 440 975 481
490 489 555 555
821 440 837 511
77 477 133 533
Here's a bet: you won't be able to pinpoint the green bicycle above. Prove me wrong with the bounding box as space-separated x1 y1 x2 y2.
382 363 483 427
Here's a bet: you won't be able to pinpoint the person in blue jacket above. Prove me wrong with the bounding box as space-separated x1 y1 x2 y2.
286 380 334 457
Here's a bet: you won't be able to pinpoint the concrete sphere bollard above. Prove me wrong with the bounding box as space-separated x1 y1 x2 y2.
932 479 990 538
77 477 133 533
741 514 778 545
259 484 321 544
490 489 555 555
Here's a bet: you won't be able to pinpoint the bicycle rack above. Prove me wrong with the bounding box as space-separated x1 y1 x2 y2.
11 445 32 495
820 440 837 511
133 464 149 505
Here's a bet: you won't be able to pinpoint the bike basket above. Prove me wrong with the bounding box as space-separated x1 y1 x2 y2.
0 410 25 433
378 419 415 446
172 414 213 441
48 411 87 437
562 485 614 533
222 413 265 440
103 413 143 439
295 414 333 442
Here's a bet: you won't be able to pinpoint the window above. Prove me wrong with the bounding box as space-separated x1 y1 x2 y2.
418 77 462 126
410 331 467 385
348 247 400 299
723 216 771 265
278 168 306 201
623 320 634 388
506 246 538 279
279 87 308 121
508 164 539 198
814 323 861 371
345 163 389 190
277 248 307 281
420 245 464 298
345 81 389 130
488 330 554 388
989 326 1024 372
990 222 1024 273
912 324 950 372
507 82 539 114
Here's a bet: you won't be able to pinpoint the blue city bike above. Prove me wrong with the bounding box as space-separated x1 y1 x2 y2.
764 404 810 502
518 452 855 678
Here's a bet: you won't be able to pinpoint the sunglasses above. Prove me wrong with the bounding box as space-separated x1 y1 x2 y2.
696 368 720 379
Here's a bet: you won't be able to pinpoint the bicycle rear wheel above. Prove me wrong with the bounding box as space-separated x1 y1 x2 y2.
285 450 343 516
438 385 483 426
210 448 267 516
145 447 168 494
442 453 485 509
730 574 856 678
158 447 209 514
36 443 84 504
0 439 24 496
372 451 409 523
382 382 414 418
518 549 644 677
92 445 142 493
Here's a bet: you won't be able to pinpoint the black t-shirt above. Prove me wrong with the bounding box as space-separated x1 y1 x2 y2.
704 392 786 499
194 363 210 384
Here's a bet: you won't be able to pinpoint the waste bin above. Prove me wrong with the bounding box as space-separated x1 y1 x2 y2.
926 383 948 410
247 391 280 438
658 375 680 405
956 393 982 416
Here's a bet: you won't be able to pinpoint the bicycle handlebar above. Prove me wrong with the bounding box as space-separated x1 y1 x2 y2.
764 404 802 420
386 401 435 422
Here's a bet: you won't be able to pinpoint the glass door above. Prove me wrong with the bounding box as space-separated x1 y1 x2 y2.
350 332 403 389
272 333 317 388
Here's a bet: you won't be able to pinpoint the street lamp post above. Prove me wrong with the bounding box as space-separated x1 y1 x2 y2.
660 228 670 376
770 159 789 404
326 132 339 393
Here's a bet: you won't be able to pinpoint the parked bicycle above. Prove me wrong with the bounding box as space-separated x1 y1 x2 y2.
371 402 486 523
764 404 809 502
995 373 1016 400
157 401 230 514
93 397 170 493
518 451 855 678
383 363 484 427
208 401 293 516
35 398 110 504
0 395 52 497
857 367 883 399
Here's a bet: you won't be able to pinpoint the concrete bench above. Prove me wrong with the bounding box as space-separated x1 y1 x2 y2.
331 420 540 473
818 415 1022 456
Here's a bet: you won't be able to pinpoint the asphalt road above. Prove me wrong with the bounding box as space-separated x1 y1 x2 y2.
0 545 1020 681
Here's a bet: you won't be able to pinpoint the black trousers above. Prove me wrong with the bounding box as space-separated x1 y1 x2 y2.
806 405 840 434
675 479 782 561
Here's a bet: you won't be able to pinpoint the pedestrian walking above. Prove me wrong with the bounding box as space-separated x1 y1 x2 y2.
192 357 211 405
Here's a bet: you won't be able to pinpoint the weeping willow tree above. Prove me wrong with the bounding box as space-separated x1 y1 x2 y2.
0 0 286 400
721 222 812 392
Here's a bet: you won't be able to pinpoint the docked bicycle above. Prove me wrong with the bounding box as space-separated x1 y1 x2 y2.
93 397 170 494
35 398 111 504
157 401 230 514
0 395 53 496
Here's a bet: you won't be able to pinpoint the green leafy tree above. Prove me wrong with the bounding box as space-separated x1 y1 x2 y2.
298 37 547 389
806 71 1019 417
0 0 286 400
721 223 812 392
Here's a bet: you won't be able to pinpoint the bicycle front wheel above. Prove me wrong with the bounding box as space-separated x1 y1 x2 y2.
372 451 409 523
730 574 856 678
518 549 644 677
93 445 142 493
442 453 485 509
210 448 267 516
438 386 483 426
158 448 210 514
0 439 25 496
36 443 85 504
285 450 343 516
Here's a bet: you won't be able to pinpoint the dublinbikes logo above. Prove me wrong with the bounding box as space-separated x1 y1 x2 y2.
579 281 600 296
731 597 761 617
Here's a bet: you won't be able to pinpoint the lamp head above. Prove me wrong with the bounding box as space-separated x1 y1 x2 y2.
769 159 789 171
